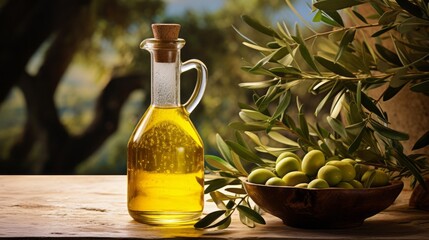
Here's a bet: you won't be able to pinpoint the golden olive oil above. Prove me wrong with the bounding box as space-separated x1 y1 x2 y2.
127 106 204 225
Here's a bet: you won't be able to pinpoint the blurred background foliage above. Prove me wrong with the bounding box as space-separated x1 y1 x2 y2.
0 0 321 174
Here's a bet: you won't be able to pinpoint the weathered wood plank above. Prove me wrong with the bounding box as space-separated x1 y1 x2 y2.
0 175 428 239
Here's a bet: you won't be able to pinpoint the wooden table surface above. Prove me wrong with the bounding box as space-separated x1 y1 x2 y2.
0 175 428 239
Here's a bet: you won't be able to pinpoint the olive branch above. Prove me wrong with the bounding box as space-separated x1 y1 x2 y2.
195 0 429 230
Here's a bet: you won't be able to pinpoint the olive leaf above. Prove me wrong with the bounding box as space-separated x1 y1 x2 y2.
317 123 331 139
241 66 278 78
327 116 348 140
242 42 273 53
320 12 342 27
410 80 429 94
194 210 227 229
313 10 322 22
235 130 249 151
413 131 429 150
391 39 411 66
267 41 281 49
312 80 334 94
356 149 383 164
204 178 238 194
231 151 249 176
324 10 345 27
348 123 366 153
238 77 279 89
244 131 264 146
313 0 364 11
329 30 345 42
229 122 268 131
239 210 255 228
315 80 339 116
211 190 235 201
268 131 299 146
335 28 356 62
225 187 247 195
226 140 266 165
216 215 232 230
390 68 408 88
226 200 236 209
276 21 293 41
392 147 426 189
370 2 385 16
297 100 309 138
257 84 282 112
314 56 355 77
209 191 229 210
395 40 429 53
216 134 232 163
352 9 368 24
270 90 291 120
395 0 427 19
319 141 334 156
205 155 237 172
330 90 345 119
241 15 280 38
375 44 402 66
356 80 362 108
240 109 271 121
369 119 409 141
283 113 297 131
269 66 301 76
359 42 372 74
236 205 266 225
379 10 400 25
232 25 256 44
382 85 406 101
371 25 397 37
250 47 289 71
245 131 298 155
347 101 363 124
359 90 386 121
292 25 320 74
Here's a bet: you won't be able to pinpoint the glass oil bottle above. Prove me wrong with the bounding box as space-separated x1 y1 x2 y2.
127 23 207 225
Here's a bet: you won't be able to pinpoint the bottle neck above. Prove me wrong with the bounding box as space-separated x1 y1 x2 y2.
141 38 185 107
151 57 181 107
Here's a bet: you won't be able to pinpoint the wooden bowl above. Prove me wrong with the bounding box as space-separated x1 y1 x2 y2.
241 179 403 229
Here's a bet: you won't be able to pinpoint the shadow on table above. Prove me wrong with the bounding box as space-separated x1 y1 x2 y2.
258 218 427 239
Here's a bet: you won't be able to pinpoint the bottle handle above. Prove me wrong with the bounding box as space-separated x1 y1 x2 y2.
181 59 208 113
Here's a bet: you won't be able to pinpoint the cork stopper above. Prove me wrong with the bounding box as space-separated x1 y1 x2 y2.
152 24 180 40
151 23 181 62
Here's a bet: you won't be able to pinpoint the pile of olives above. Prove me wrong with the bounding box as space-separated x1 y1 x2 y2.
248 150 390 189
